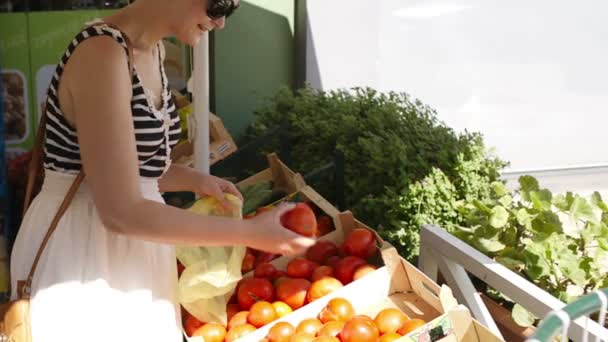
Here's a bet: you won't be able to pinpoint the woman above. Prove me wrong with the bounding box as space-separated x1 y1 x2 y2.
9 0 315 340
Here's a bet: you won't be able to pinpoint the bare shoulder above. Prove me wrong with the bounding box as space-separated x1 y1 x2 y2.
62 34 132 90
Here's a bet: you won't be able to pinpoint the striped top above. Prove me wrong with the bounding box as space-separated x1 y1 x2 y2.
43 23 181 178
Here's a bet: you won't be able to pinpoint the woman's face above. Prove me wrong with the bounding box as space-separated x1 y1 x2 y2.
173 0 239 46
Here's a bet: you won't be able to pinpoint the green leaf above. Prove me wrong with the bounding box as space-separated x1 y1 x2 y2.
553 192 574 212
512 304 537 327
473 238 506 254
531 211 563 235
492 181 508 197
591 192 608 212
524 241 552 279
570 196 597 223
519 176 540 201
516 208 534 227
530 190 553 211
558 250 587 286
473 199 492 215
490 206 509 228
501 225 518 247
499 195 513 208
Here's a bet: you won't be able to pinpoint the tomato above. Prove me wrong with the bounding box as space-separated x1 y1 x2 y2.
281 203 318 237
334 256 367 284
287 257 319 279
307 277 343 303
255 262 277 279
177 261 185 277
339 316 380 342
256 252 280 267
244 213 256 219
256 205 275 215
242 251 256 273
397 318 426 336
237 278 275 310
326 256 341 269
184 313 204 337
226 303 241 322
225 323 256 342
276 278 311 310
374 308 409 334
247 301 277 328
290 332 315 342
379 332 402 342
343 228 377 259
352 264 377 281
296 318 323 336
316 215 334 237
192 323 226 342
318 298 355 323
272 301 293 318
311 265 335 282
227 311 249 331
267 321 296 342
317 320 345 337
313 336 341 342
274 270 289 282
306 241 339 264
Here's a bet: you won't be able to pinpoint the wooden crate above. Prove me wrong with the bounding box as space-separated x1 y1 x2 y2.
170 111 238 166
240 246 459 341
236 153 306 198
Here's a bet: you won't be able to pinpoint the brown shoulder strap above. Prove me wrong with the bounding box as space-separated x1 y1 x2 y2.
18 20 137 299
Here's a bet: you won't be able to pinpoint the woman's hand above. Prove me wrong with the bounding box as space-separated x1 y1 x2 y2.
190 172 243 209
247 202 316 256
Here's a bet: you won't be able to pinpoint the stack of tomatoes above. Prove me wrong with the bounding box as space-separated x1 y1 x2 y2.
183 218 382 341
262 297 426 342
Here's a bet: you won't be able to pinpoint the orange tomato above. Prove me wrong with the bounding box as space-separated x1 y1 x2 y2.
272 301 293 318
317 320 345 337
353 264 377 281
397 318 426 336
227 311 249 331
318 298 355 323
192 323 226 342
267 322 296 342
307 277 343 303
339 316 380 342
247 301 277 328
276 278 311 310
225 323 256 342
296 318 323 336
374 308 409 335
379 332 402 342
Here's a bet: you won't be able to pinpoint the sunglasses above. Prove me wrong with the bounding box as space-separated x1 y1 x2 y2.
207 0 240 20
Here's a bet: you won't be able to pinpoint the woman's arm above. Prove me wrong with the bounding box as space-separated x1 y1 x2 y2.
61 36 313 255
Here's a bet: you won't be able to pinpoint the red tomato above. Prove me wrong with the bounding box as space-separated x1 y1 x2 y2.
343 228 377 259
281 203 317 237
326 255 341 269
237 278 275 310
256 252 280 267
226 303 240 322
311 265 335 282
184 313 204 337
307 277 343 302
242 251 256 274
334 256 367 284
316 215 334 237
305 241 339 264
287 257 318 279
276 278 311 310
255 263 277 279
177 260 185 277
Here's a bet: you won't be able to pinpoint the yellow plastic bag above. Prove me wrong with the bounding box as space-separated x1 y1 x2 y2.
176 194 247 326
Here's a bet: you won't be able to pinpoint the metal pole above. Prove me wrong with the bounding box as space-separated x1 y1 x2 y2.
192 32 210 174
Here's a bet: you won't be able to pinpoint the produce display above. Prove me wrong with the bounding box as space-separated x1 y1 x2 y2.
181 216 381 341
259 298 426 342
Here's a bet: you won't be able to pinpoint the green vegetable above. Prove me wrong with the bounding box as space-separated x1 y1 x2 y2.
238 181 274 214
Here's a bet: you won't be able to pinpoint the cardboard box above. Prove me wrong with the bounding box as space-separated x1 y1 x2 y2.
170 111 238 166
240 246 459 341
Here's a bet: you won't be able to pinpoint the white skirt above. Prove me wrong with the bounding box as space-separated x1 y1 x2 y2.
10 170 182 342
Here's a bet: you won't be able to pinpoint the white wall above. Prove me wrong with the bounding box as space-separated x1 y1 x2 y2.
305 0 608 178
